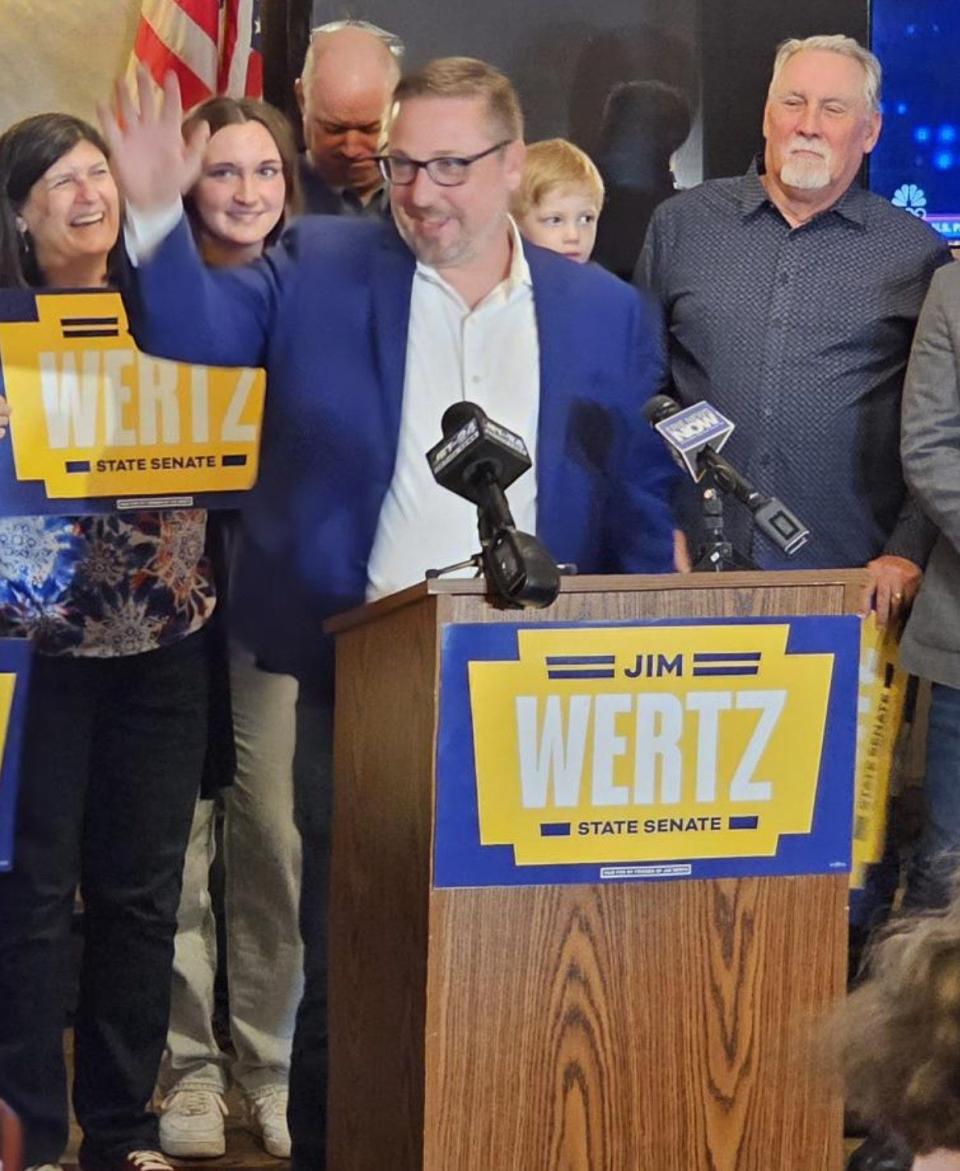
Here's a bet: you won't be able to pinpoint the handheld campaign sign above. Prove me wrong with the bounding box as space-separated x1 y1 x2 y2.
851 615 908 890
0 638 33 871
435 615 859 888
0 289 266 514
655 400 734 480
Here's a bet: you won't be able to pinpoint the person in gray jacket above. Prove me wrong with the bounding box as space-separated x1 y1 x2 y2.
901 260 960 911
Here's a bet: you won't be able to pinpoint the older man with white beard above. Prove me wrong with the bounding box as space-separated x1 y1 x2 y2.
638 57 947 1155
637 35 949 615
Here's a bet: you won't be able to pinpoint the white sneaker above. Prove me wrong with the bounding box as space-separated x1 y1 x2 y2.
122 1155 176 1171
245 1086 291 1158
158 1086 227 1158
25 1165 64 1170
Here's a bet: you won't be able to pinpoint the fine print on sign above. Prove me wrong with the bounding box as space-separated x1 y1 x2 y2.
0 289 266 513
435 616 860 888
851 614 908 890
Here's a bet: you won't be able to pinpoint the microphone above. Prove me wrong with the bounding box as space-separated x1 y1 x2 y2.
643 395 810 557
426 402 560 608
429 401 531 531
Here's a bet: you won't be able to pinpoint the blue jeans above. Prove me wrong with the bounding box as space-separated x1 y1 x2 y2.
904 681 960 910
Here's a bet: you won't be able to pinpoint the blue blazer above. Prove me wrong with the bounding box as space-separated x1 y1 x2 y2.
126 216 676 687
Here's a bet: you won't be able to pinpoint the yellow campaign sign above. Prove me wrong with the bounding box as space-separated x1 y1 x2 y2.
0 672 16 853
0 673 16 745
851 615 908 889
0 290 265 504
0 637 33 872
465 622 838 869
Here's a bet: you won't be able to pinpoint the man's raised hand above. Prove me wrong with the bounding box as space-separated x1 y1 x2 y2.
98 67 210 212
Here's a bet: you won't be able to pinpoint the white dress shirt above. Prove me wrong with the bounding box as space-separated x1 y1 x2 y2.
365 219 540 599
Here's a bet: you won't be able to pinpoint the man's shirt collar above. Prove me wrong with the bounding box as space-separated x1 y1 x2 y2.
737 155 868 227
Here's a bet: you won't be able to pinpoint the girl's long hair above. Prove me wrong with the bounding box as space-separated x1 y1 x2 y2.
182 96 302 252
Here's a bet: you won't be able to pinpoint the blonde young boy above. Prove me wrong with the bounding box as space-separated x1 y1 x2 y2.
512 139 604 264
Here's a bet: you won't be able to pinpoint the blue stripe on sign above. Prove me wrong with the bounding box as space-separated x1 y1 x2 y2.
540 822 572 837
728 816 759 830
65 460 91 473
692 666 759 677
547 669 616 680
545 655 615 665
221 454 248 467
693 652 761 662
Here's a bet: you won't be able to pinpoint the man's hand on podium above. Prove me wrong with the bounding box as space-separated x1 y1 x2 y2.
861 554 922 627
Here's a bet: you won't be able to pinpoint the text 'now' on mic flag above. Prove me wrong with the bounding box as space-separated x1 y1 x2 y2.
126 0 263 109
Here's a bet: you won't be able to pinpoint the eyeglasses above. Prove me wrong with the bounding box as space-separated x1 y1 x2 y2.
310 20 405 59
375 141 513 187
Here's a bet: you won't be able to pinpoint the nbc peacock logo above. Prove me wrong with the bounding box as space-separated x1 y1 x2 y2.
892 183 928 217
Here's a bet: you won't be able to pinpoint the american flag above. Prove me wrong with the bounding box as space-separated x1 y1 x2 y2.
127 0 263 108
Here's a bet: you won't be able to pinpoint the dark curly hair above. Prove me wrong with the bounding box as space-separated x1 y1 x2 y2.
839 895 960 1156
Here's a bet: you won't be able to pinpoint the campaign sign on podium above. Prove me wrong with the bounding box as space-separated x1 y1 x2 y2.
0 288 265 514
435 615 859 887
0 638 33 871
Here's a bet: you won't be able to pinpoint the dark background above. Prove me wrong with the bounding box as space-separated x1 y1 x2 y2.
699 0 868 177
263 0 869 183
870 1 960 241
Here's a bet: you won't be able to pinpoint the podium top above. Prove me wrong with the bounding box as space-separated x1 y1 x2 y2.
324 568 868 635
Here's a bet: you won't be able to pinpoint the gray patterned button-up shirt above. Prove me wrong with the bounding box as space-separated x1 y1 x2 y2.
638 161 951 570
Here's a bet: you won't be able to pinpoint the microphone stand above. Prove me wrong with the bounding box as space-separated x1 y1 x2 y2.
427 546 576 585
425 554 484 580
692 469 756 573
425 469 563 606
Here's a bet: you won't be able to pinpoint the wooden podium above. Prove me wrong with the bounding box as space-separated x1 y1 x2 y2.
325 570 864 1171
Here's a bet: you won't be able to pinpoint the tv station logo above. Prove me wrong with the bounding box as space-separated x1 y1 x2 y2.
466 623 836 869
892 183 928 218
653 400 734 479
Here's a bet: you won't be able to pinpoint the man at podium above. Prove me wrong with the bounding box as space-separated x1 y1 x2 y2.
103 56 678 1171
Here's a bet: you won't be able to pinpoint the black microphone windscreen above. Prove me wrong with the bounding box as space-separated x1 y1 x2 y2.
441 400 485 437
641 394 682 426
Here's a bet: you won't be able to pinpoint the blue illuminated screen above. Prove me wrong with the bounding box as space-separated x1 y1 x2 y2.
871 5 960 243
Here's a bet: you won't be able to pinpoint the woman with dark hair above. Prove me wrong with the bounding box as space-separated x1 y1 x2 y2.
0 113 215 1171
0 113 120 288
157 95 302 1163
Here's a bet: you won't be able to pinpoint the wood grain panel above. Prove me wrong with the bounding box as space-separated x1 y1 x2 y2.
327 574 858 1171
326 570 868 633
424 877 844 1171
327 598 439 1171
439 575 865 627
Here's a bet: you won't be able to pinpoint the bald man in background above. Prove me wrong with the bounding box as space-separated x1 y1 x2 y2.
294 20 403 216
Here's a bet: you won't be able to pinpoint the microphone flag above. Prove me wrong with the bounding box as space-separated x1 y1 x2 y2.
654 400 734 481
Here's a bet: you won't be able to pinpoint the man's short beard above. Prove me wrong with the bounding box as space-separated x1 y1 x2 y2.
780 151 832 191
395 214 473 270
